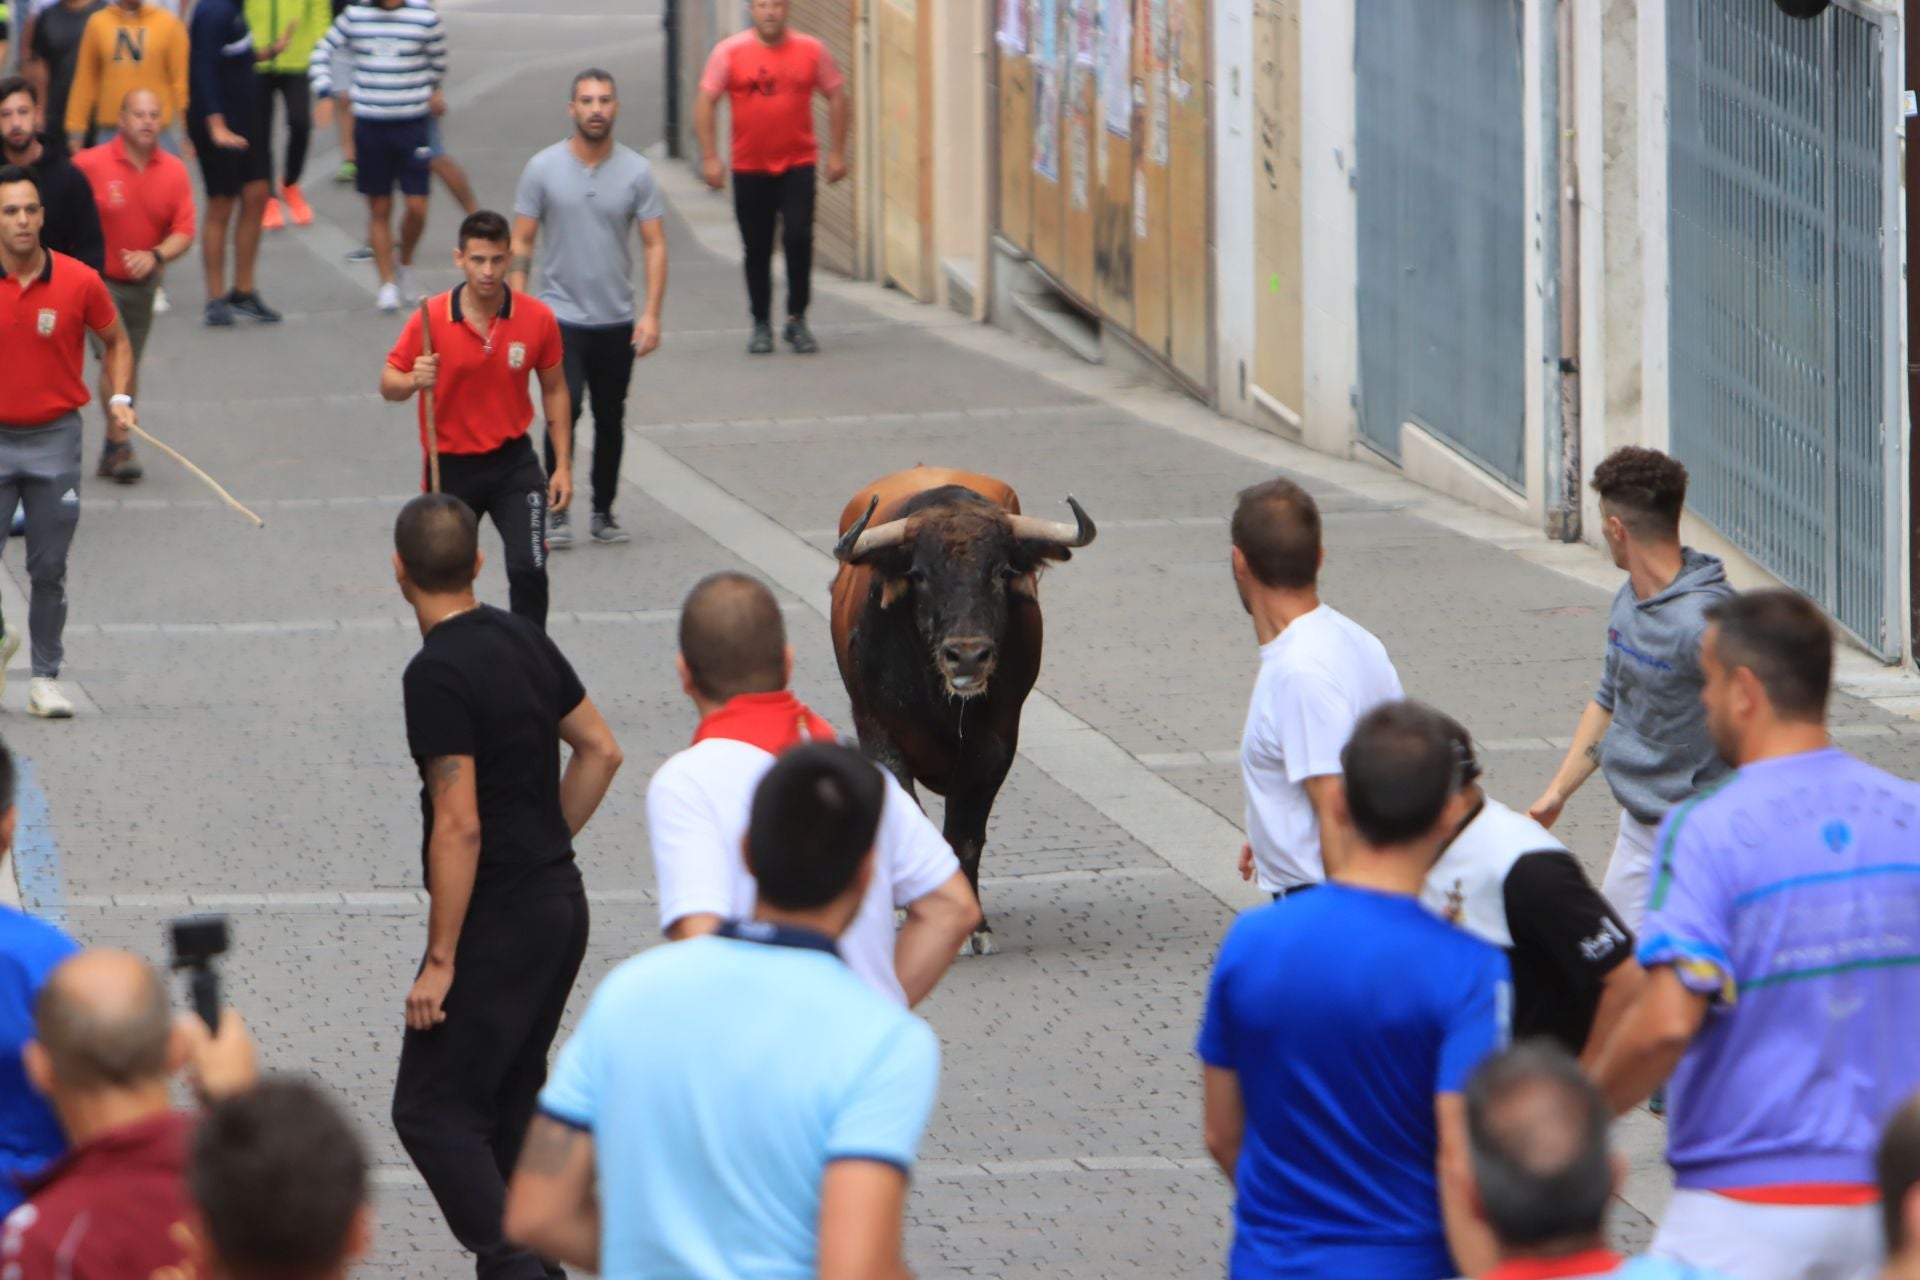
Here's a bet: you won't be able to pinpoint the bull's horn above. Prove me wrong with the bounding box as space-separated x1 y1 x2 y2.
832 496 914 562
1007 496 1097 549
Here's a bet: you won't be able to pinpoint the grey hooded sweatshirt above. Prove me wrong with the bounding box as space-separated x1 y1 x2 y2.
1595 548 1736 825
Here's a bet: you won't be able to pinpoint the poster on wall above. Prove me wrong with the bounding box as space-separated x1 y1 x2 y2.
1100 0 1131 138
1147 0 1169 163
1073 0 1094 67
996 0 1026 54
1033 66 1062 180
1070 125 1089 208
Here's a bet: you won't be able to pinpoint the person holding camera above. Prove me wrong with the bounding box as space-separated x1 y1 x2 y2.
0 948 257 1276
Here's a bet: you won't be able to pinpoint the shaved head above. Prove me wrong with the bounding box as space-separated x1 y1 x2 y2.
395 494 479 594
35 949 172 1090
679 572 787 701
120 88 162 116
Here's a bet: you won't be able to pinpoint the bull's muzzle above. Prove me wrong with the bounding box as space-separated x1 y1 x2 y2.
938 637 997 696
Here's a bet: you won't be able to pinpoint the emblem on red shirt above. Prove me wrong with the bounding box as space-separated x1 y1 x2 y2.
36 309 55 337
508 342 526 370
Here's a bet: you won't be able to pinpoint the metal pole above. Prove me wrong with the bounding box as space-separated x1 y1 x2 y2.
665 0 683 158
1550 0 1581 542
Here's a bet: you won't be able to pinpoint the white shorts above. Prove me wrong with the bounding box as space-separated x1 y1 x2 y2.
1602 810 1659 933
1652 1188 1881 1280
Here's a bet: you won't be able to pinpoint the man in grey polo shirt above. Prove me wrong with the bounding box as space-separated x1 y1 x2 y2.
510 68 667 549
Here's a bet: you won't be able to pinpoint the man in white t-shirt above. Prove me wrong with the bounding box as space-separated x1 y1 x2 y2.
1232 477 1403 896
647 571 980 1006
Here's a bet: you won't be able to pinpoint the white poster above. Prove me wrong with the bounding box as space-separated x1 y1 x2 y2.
1100 0 1131 138
996 0 1026 54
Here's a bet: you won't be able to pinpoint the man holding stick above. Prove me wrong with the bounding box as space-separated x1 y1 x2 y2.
0 163 137 718
382 209 571 629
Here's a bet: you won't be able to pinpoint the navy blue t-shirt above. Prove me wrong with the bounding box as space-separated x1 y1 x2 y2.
1198 884 1510 1280
187 0 259 127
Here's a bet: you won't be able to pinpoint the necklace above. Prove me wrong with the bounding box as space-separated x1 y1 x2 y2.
430 602 479 630
469 311 499 357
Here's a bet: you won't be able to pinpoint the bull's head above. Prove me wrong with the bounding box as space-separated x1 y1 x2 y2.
834 491 1096 699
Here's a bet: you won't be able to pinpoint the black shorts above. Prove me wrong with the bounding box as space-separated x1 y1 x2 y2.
354 117 433 198
187 112 269 197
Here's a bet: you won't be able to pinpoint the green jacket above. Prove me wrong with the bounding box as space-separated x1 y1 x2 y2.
245 0 334 75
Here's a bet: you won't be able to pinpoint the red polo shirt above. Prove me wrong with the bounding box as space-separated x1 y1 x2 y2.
699 29 844 173
1 1111 196 1277
387 285 564 465
1 251 118 428
73 136 197 284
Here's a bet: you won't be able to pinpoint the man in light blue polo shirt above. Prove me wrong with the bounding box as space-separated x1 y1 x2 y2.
503 742 939 1279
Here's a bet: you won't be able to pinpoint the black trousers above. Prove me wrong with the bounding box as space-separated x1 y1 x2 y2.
732 165 816 325
543 323 633 518
393 887 589 1280
255 72 313 187
437 438 549 629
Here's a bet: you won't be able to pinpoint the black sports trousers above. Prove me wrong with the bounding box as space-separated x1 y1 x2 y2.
436 437 549 630
393 887 588 1280
255 72 313 187
732 164 816 325
543 323 632 518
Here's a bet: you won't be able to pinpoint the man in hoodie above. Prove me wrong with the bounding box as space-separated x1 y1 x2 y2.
1529 448 1734 932
0 74 101 269
646 571 980 1007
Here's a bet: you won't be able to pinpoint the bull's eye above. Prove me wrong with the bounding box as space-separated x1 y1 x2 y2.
999 567 1020 581
906 569 927 585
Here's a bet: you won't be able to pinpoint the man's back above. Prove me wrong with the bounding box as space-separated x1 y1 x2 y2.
1200 885 1508 1278
7 1111 194 1276
1644 746 1920 1189
539 934 939 1278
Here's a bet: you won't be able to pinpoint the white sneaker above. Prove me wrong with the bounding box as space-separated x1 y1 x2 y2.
377 281 402 313
28 678 73 719
152 286 172 315
0 627 19 702
397 266 418 303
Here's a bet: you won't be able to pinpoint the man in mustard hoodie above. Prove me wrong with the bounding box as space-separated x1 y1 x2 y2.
245 0 329 227
62 0 187 147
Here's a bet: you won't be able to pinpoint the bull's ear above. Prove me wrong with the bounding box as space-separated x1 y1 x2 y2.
879 576 912 609
1007 571 1041 603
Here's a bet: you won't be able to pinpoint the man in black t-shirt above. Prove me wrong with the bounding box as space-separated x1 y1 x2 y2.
1422 719 1646 1062
389 493 624 1280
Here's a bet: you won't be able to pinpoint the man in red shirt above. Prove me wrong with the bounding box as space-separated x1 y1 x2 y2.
694 0 847 356
0 948 259 1278
74 86 195 485
382 208 571 629
0 163 134 719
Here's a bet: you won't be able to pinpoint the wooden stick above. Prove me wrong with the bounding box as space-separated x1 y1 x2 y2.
418 299 440 493
126 424 265 527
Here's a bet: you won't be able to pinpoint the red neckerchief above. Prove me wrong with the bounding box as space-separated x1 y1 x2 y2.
1482 1250 1626 1280
692 690 836 754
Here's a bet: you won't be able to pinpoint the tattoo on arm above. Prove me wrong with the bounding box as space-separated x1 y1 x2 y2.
424 756 464 797
511 253 532 277
1583 743 1602 765
517 1116 582 1175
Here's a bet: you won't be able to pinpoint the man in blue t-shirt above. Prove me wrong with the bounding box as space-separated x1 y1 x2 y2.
1199 700 1511 1280
503 742 939 1279
0 742 79 1214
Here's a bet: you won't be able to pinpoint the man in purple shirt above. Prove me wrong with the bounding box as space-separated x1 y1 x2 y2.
1593 589 1920 1280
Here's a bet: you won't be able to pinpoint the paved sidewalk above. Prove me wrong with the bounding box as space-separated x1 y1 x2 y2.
5 0 1915 1273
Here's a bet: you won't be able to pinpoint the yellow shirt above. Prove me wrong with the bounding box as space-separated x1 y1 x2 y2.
64 4 190 136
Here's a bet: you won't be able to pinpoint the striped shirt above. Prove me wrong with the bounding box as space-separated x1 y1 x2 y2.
308 1 446 120
1640 746 1920 1191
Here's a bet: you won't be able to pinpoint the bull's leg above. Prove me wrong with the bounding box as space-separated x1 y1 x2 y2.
945 747 1014 957
851 713 921 806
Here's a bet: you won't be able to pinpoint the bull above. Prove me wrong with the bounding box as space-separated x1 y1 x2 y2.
829 467 1096 956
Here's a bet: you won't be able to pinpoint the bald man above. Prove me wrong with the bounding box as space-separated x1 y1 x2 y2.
4 948 257 1274
647 570 977 1007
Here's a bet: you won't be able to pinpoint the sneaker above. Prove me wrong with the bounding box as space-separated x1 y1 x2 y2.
783 317 819 354
376 281 401 313
28 678 73 719
205 296 235 327
0 626 19 702
96 442 143 484
228 290 282 323
152 286 172 314
748 322 774 355
261 198 285 231
344 243 375 264
283 183 314 226
546 510 574 549
334 159 357 185
591 513 630 545
397 265 419 304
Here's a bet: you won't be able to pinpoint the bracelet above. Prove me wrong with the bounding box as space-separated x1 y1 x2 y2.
109 394 133 408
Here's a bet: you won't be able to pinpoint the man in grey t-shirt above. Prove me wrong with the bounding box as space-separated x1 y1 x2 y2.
510 68 667 548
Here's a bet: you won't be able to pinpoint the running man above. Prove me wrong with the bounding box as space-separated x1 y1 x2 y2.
1529 447 1734 932
0 163 138 718
1593 590 1920 1280
694 0 847 355
380 210 572 629
23 0 105 157
62 0 186 149
511 68 667 549
188 0 288 326
246 0 332 229
310 0 446 312
74 87 194 482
